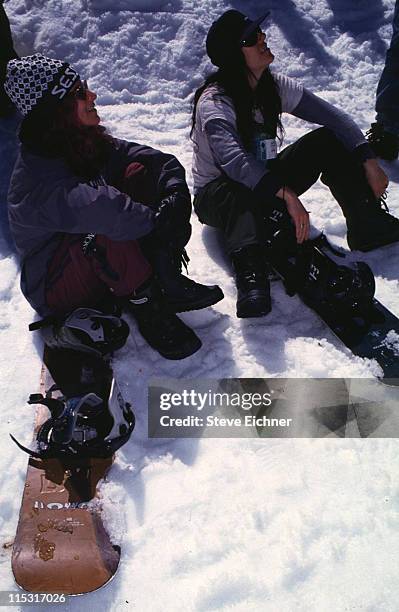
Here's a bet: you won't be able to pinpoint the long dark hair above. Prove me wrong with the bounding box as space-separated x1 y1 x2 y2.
191 54 283 150
19 95 114 180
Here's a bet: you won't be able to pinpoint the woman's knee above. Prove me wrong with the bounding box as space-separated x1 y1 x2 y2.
310 127 343 150
195 178 255 227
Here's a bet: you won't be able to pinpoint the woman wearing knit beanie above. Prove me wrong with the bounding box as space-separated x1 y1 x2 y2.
5 54 223 360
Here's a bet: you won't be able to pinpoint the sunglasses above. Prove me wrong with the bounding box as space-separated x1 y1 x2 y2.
240 26 262 48
73 79 88 100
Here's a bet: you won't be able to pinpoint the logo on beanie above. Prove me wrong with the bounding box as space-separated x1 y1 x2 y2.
51 67 79 100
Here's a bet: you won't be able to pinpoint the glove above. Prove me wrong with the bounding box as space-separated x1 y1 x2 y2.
153 191 191 243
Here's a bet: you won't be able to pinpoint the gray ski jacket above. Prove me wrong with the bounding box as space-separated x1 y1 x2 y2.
8 137 189 316
192 73 375 198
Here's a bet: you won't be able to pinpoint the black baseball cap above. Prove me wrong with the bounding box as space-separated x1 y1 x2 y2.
206 9 271 68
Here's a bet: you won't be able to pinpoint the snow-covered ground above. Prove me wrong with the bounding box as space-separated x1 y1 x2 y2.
1 0 399 609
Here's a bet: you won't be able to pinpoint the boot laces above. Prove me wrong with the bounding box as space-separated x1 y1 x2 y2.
181 249 190 273
173 248 190 275
245 271 266 287
233 248 267 287
365 123 383 144
378 190 390 213
173 248 197 288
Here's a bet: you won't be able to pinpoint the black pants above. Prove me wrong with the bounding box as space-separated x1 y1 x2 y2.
120 166 192 290
194 128 372 254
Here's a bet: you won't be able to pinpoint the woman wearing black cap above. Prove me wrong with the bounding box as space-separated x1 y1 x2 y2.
191 9 399 319
5 54 223 360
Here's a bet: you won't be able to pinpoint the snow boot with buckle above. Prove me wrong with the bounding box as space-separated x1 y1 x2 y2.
231 244 271 318
152 248 224 313
346 192 399 252
126 277 202 359
366 123 399 161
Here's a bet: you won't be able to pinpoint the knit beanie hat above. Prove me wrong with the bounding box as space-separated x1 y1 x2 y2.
206 10 270 68
4 54 79 116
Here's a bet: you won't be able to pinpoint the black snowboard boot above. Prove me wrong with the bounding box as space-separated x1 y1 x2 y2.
151 248 224 313
366 123 399 161
231 244 271 318
346 193 399 252
126 277 202 359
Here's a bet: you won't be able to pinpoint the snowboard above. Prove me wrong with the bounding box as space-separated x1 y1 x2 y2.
11 349 121 595
267 231 399 384
302 295 399 384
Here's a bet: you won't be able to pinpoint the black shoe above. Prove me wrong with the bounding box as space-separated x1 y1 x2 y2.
148 246 224 312
231 245 271 318
366 123 399 161
167 275 224 312
347 194 399 251
126 279 201 360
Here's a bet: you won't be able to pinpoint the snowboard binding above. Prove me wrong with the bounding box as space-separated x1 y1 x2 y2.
34 306 130 357
264 201 376 318
12 306 134 459
11 377 135 459
263 201 399 383
295 235 375 317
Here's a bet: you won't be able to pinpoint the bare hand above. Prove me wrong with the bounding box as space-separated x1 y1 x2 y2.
276 186 310 243
363 158 389 199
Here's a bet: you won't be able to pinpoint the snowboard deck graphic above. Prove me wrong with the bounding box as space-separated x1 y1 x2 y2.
11 354 120 595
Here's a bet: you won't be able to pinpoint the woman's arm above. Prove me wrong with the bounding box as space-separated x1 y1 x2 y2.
292 89 388 197
205 118 283 199
33 177 156 240
205 119 309 242
112 139 190 200
291 89 372 156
